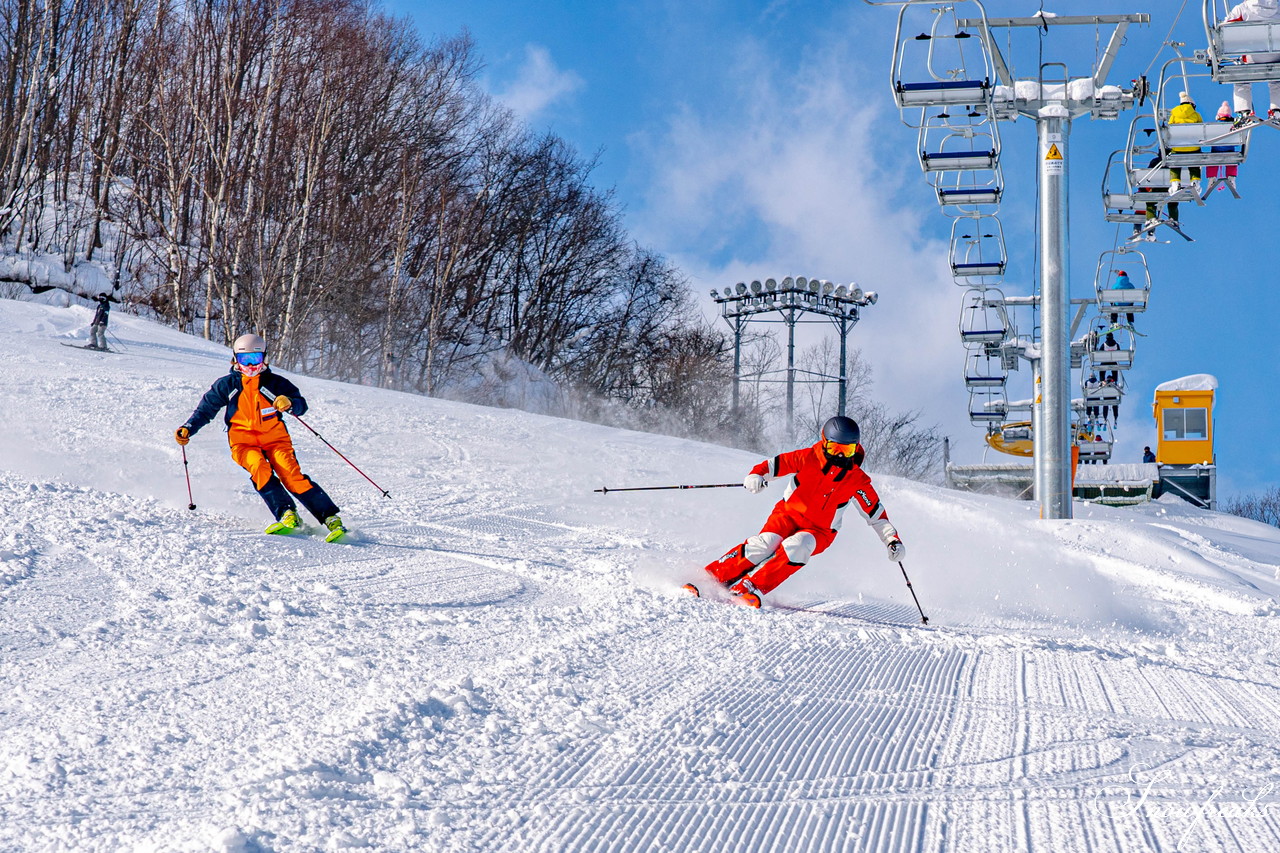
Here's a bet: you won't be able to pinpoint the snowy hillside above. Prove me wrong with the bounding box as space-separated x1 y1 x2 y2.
3 298 1280 852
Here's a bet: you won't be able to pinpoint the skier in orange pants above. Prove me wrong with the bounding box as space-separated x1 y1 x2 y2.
175 333 347 540
701 416 905 607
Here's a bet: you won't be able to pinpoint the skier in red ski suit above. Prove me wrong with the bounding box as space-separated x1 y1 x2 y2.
702 415 905 607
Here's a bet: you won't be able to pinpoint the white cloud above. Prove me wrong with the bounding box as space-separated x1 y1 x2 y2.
494 44 585 123
634 31 984 458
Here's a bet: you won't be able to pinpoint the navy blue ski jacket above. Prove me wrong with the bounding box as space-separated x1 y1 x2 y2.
182 369 307 435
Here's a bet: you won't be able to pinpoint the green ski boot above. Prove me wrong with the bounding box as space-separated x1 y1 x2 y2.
323 514 348 543
265 509 301 535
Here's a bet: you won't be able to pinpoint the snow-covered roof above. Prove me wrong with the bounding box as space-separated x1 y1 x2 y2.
1154 373 1218 399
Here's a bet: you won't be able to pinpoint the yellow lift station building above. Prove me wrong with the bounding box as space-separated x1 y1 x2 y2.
1152 374 1217 465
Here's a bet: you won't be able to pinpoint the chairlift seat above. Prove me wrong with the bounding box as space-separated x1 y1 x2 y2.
1208 20 1280 59
1089 348 1134 369
1097 287 1149 312
965 374 1006 389
1104 191 1140 210
921 149 998 171
961 328 1007 345
1160 123 1248 166
952 261 1006 277
969 410 1006 424
1084 385 1123 405
938 187 1001 206
1105 210 1150 224
1077 442 1113 461
1130 166 1171 190
895 79 990 108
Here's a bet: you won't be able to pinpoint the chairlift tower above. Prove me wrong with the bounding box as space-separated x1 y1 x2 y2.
710 277 878 439
964 12 1149 518
876 0 1149 519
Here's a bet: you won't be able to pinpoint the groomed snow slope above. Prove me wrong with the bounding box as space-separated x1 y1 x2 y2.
2 298 1280 852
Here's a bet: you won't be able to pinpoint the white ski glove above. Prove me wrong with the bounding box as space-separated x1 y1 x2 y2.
743 473 768 494
886 538 906 562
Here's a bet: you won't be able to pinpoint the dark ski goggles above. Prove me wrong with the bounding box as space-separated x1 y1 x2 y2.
823 439 860 458
235 351 266 366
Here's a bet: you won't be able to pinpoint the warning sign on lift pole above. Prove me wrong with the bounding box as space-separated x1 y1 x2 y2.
1044 142 1064 175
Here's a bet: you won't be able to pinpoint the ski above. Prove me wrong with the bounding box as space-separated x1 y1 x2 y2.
1107 324 1147 337
60 343 116 353
262 522 351 543
681 582 761 608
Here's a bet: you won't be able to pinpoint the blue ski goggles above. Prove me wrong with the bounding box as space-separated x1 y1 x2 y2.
235 351 266 366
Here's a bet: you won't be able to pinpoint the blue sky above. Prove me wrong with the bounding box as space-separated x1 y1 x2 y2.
385 0 1279 497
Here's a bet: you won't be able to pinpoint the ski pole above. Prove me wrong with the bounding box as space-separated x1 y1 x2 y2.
897 561 929 625
287 411 391 499
594 483 743 494
181 445 196 511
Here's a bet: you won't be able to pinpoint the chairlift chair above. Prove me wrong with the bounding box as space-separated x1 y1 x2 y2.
936 165 1003 213
1094 248 1151 315
958 287 1009 347
949 215 1007 280
964 349 1006 389
1154 58 1252 171
968 386 1008 425
1087 325 1135 370
1082 370 1124 405
1101 150 1150 224
889 1 996 127
1203 0 1280 85
1076 437 1114 463
918 111 1001 173
1082 382 1123 407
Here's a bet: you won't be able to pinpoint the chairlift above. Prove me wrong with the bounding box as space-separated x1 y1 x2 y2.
888 1 995 126
1075 417 1115 461
968 386 1007 425
958 287 1009 347
1086 325 1135 371
935 164 1003 213
949 214 1006 279
964 349 1006 389
1082 373 1124 406
1094 248 1151 315
1154 58 1252 171
917 111 1001 173
1076 435 1114 463
1203 0 1280 85
1101 149 1149 224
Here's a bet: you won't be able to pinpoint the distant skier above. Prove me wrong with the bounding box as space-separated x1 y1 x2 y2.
697 415 905 608
88 294 111 350
174 333 348 541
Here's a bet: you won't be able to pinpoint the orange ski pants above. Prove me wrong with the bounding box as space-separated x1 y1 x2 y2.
230 437 312 493
704 505 836 595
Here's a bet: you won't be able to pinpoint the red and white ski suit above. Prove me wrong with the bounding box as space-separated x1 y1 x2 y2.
704 442 900 595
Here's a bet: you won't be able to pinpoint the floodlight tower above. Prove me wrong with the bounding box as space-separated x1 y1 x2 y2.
957 11 1149 519
711 277 877 439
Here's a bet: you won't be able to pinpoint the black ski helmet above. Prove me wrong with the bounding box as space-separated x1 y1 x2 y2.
821 415 860 446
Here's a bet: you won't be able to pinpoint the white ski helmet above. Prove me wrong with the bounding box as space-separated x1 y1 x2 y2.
231 333 268 376
233 333 267 354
